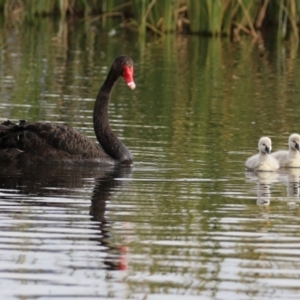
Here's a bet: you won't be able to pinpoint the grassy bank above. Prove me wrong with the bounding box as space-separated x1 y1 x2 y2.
0 0 299 39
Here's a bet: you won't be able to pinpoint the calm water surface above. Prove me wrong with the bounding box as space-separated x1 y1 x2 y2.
0 20 300 299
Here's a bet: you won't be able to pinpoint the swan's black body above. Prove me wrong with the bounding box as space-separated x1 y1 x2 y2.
0 56 135 165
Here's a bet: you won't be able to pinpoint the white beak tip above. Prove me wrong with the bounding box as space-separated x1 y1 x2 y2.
127 82 136 90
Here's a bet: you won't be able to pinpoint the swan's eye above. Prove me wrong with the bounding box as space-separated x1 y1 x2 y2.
262 143 266 146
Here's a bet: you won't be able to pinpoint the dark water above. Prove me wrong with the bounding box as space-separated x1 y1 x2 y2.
0 20 300 299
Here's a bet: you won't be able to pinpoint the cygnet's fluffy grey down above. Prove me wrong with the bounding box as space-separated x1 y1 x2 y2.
271 133 300 168
245 137 279 171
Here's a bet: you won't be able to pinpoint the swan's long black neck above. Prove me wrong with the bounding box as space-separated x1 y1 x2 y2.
93 67 133 164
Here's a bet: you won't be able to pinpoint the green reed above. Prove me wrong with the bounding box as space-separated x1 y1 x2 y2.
0 0 299 39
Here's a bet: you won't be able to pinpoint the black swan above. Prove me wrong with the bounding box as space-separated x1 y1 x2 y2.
0 55 136 165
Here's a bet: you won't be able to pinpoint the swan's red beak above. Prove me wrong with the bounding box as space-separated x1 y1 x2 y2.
123 65 136 90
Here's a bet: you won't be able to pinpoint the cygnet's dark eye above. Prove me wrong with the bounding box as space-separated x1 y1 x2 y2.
263 143 266 146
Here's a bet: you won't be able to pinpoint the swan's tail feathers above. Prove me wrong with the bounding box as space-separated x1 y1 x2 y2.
0 119 29 152
0 148 23 163
0 120 19 148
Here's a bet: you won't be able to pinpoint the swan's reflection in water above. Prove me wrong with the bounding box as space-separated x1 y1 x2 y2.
245 171 279 206
0 164 132 271
90 166 132 270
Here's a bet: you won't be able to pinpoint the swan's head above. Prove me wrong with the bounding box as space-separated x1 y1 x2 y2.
289 133 300 151
114 56 136 90
258 137 272 154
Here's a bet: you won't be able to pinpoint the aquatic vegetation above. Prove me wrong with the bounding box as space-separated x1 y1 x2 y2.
0 0 298 39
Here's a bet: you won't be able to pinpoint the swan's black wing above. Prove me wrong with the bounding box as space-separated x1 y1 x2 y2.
0 120 113 164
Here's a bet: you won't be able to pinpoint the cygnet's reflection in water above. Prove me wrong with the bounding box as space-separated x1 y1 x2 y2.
0 164 132 271
246 168 300 207
245 171 279 206
278 168 300 198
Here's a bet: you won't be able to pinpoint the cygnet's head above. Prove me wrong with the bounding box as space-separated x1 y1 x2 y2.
258 137 272 154
289 133 300 151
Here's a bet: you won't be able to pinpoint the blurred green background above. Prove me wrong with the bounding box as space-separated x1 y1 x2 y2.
0 0 299 39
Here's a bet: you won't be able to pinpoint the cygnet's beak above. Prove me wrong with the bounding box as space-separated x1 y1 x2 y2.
265 146 271 154
295 142 300 151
